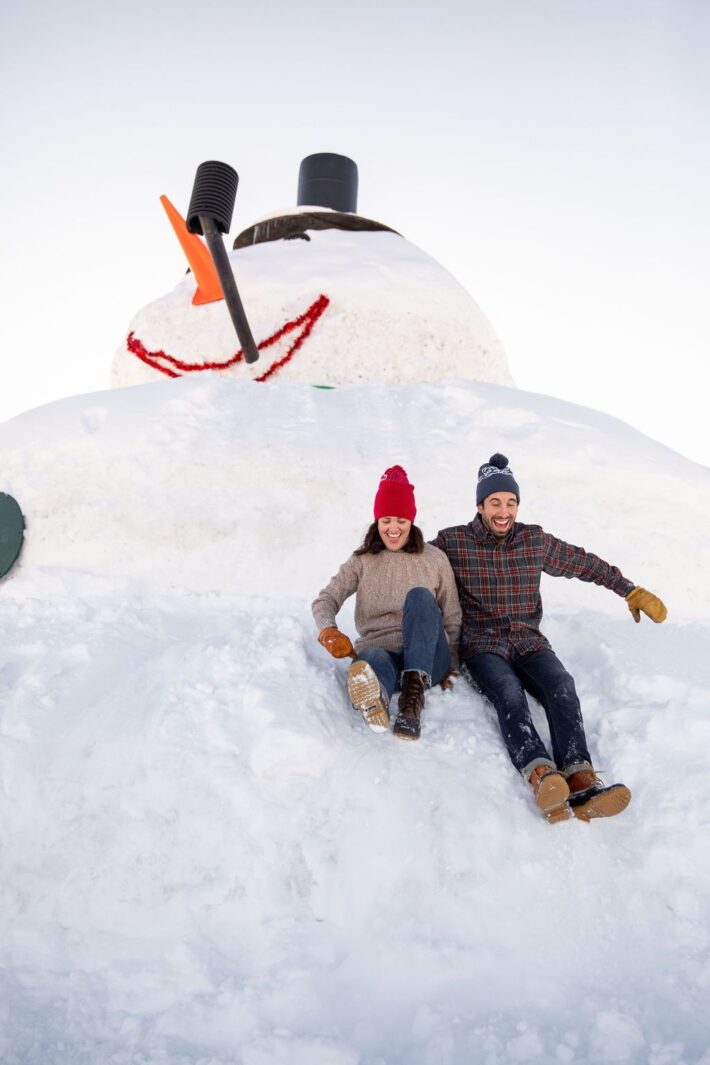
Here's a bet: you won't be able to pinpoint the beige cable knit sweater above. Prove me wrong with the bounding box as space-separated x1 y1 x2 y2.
312 545 462 666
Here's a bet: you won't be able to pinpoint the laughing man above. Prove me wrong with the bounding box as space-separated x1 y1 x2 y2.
431 454 667 823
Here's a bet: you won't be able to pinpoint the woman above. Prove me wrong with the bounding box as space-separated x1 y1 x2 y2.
312 466 462 740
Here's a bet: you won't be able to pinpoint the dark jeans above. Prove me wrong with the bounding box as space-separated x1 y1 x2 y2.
465 649 592 777
356 587 451 700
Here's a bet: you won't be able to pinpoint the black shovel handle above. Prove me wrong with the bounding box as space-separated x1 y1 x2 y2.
200 216 259 365
186 161 259 365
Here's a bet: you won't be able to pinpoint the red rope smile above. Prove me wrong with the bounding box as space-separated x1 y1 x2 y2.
127 294 330 382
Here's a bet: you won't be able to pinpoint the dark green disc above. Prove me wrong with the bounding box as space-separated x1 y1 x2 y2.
0 492 25 578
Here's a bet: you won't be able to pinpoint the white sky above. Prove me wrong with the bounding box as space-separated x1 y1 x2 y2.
1 0 708 466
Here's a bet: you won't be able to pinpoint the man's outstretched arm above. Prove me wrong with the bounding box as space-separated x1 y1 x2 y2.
542 532 667 623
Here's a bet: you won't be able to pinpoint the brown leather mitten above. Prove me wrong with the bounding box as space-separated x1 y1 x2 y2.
317 626 355 658
626 586 667 624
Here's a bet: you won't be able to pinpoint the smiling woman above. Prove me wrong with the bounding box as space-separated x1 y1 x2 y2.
312 466 462 741
377 516 412 551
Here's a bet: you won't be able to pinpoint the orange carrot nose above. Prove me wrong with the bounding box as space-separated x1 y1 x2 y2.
160 194 224 306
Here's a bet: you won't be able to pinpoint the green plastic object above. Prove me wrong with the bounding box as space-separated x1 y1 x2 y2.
0 492 24 578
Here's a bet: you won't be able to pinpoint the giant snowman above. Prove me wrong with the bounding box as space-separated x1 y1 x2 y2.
111 153 513 389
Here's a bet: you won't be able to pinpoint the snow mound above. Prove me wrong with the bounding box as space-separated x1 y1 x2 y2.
0 377 708 1064
0 376 705 614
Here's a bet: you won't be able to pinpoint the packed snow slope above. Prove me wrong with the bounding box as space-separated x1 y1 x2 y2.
0 375 709 1065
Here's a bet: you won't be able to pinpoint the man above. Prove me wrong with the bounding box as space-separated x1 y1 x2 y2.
431 453 667 823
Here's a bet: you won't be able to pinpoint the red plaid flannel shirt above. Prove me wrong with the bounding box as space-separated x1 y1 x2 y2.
431 516 634 662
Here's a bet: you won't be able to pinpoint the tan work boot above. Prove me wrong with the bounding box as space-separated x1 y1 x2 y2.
566 768 631 822
347 660 390 733
529 765 571 823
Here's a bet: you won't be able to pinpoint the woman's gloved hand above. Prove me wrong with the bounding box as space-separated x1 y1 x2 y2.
626 587 667 624
317 626 355 658
439 669 460 691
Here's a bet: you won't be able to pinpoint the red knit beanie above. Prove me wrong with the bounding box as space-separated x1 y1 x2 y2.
373 466 417 522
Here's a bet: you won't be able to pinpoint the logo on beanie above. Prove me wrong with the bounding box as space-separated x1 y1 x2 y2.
380 465 410 485
479 462 512 481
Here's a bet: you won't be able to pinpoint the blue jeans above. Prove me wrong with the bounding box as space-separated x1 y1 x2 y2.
356 587 451 700
465 650 592 777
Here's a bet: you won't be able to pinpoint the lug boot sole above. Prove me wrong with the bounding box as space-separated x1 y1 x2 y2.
570 783 631 822
347 661 390 733
535 772 571 823
392 714 420 740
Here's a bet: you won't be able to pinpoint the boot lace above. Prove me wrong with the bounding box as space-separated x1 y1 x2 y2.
399 672 425 718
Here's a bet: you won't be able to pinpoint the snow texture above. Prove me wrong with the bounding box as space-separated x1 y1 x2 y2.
1 375 709 1064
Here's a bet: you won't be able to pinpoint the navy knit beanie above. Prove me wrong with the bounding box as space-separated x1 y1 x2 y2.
476 453 520 505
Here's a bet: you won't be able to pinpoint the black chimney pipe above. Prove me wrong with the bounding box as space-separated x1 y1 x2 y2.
297 153 358 213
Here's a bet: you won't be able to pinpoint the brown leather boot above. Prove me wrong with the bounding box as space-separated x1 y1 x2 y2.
393 670 426 740
529 765 571 823
566 768 631 822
